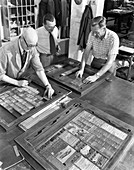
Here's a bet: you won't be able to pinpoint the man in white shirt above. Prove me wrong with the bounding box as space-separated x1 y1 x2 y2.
0 27 54 99
36 13 60 67
76 16 119 83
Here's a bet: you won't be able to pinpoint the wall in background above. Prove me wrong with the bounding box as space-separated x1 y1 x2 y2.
68 0 105 62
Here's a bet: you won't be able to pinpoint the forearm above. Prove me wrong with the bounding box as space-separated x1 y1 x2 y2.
80 49 90 71
1 75 19 86
80 53 87 71
77 47 84 62
36 70 50 86
96 59 114 77
84 60 115 83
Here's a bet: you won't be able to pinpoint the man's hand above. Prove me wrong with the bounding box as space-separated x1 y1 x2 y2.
17 80 29 87
55 45 61 56
76 69 84 78
83 74 98 84
44 84 54 99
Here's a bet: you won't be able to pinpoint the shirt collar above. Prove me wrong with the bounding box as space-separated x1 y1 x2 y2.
103 28 108 39
97 28 108 40
98 28 108 41
91 28 108 40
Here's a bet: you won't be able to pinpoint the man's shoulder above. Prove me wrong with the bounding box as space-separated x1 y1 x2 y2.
36 26 44 31
1 38 19 53
36 26 46 34
106 28 119 38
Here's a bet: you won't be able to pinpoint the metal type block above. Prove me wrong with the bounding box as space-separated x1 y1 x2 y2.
59 130 79 147
96 155 108 168
86 148 96 161
15 100 132 170
0 79 71 132
80 145 91 156
74 141 85 152
91 141 103 151
68 165 80 170
75 156 97 170
92 152 102 164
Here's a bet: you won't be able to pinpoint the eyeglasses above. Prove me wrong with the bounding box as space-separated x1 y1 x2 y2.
23 36 38 48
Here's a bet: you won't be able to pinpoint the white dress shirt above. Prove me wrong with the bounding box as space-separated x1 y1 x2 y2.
36 26 59 54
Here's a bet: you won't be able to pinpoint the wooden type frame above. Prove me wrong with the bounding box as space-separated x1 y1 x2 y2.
15 99 132 170
45 58 111 96
0 79 71 132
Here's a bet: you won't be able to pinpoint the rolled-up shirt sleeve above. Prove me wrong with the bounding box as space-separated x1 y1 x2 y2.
87 31 93 48
31 47 44 72
108 32 119 56
86 32 93 52
0 48 7 80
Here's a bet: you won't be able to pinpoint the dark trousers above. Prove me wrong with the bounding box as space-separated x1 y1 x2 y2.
91 57 116 75
91 58 107 69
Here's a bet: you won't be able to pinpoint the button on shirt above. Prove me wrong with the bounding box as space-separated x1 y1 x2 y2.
36 26 59 54
86 28 119 59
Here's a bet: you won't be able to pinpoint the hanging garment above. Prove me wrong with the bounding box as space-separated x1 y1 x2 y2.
77 4 93 49
47 0 55 16
53 0 61 27
38 0 48 27
61 0 68 27
60 0 70 38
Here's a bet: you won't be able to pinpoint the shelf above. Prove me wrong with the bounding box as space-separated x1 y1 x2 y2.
1 0 36 40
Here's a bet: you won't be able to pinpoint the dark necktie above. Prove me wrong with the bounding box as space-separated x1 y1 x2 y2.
49 32 57 55
22 50 27 67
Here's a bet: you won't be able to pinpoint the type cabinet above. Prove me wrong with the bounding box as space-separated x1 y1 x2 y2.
1 0 36 40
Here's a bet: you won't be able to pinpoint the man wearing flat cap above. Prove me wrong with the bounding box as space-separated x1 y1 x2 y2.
0 27 54 99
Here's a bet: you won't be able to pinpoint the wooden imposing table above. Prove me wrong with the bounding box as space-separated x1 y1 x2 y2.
1 72 134 170
81 76 134 128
